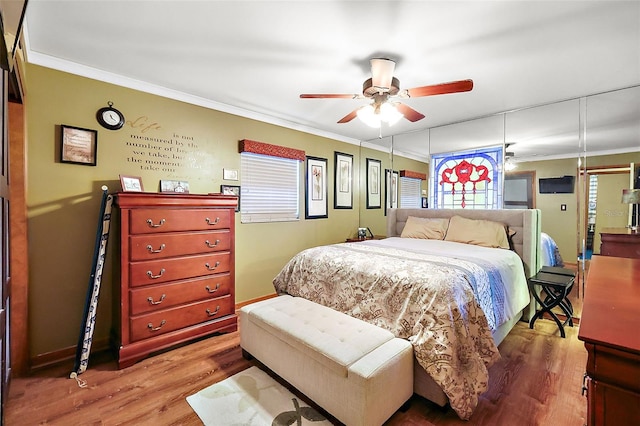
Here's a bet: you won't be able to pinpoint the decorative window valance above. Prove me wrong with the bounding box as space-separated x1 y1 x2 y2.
400 170 427 180
239 139 306 161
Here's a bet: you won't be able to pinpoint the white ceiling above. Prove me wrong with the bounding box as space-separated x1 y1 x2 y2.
19 1 640 160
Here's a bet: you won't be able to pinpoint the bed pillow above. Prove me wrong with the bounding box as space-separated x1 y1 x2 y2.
400 216 449 240
444 215 510 249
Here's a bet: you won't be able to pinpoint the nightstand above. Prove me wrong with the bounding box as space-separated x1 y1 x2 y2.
528 271 575 338
345 235 385 243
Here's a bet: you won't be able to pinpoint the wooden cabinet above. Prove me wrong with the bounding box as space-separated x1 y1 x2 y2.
578 256 640 425
113 192 238 368
599 227 640 259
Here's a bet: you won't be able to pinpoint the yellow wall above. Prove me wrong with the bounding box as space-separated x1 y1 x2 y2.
516 151 640 263
23 64 405 357
22 62 637 359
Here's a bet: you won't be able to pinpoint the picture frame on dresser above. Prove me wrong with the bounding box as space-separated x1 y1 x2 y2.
160 179 189 194
119 175 144 192
220 185 241 212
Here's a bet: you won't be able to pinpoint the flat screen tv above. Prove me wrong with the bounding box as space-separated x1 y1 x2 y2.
539 176 575 194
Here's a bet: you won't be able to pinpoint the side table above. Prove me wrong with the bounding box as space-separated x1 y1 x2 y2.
528 270 575 338
345 235 385 243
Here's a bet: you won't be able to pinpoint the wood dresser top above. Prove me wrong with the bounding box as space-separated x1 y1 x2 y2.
578 255 640 354
600 227 640 236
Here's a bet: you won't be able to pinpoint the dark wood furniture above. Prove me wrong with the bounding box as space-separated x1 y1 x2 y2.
578 255 640 426
345 235 385 242
113 192 238 368
599 227 640 259
528 270 574 338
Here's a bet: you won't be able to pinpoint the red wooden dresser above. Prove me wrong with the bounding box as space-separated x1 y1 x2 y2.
578 255 640 425
113 192 238 368
599 227 640 259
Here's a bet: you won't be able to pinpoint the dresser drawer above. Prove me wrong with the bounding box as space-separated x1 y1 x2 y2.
130 274 232 315
129 208 231 234
130 252 231 286
130 230 231 260
130 295 234 342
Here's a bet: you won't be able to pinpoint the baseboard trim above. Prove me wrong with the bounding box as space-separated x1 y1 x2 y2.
28 294 279 373
30 337 111 373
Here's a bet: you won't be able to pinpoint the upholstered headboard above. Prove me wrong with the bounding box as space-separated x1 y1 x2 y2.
387 208 542 279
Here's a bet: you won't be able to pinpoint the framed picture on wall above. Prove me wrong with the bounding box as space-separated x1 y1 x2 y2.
60 125 98 166
334 151 353 209
366 158 381 209
305 156 328 219
220 184 241 212
384 169 399 215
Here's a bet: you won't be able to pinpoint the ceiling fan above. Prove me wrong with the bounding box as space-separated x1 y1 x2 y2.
300 58 473 126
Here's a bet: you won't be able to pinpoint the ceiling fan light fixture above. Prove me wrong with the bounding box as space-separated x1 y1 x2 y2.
356 104 380 128
380 102 403 126
370 58 396 92
356 102 403 128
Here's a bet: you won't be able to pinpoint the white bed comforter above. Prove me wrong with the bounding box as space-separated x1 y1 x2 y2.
272 237 529 419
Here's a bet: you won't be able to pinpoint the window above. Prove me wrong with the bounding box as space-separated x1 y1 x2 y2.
430 146 503 209
400 177 421 208
240 152 300 223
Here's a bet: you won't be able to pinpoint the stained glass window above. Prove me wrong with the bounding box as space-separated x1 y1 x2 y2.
429 146 503 209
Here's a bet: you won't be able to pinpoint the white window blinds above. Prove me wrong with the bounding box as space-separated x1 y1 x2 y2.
400 177 422 208
240 152 300 223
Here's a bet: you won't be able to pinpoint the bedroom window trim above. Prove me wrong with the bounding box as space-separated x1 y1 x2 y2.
240 151 301 223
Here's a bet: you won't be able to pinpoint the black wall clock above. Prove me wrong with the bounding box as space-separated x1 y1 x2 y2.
96 101 125 130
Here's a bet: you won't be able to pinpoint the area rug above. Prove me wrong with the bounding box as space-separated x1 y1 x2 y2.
186 366 333 425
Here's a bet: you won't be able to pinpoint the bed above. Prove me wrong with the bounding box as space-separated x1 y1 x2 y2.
273 208 542 420
541 232 564 267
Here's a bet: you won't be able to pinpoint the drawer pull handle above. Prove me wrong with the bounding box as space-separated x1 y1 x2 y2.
147 320 166 331
147 268 166 279
146 218 166 228
146 243 166 254
147 294 166 305
205 217 220 226
205 239 221 248
206 306 220 317
205 283 221 294
205 261 220 271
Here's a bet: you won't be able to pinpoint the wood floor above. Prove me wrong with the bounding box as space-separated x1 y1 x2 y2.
5 319 587 426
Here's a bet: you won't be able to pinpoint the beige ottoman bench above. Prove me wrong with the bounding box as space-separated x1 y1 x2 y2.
239 295 414 426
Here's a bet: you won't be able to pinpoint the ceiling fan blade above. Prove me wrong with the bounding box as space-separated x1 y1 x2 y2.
300 94 360 99
395 103 425 122
406 79 474 97
337 109 359 123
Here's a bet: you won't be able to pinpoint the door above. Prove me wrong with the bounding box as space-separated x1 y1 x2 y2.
590 171 631 254
0 67 9 422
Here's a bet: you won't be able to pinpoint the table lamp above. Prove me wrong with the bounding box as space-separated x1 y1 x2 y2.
622 188 640 231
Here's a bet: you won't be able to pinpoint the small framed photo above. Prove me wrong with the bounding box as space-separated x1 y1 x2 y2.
60 125 97 166
119 175 144 192
220 184 240 212
160 180 189 193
